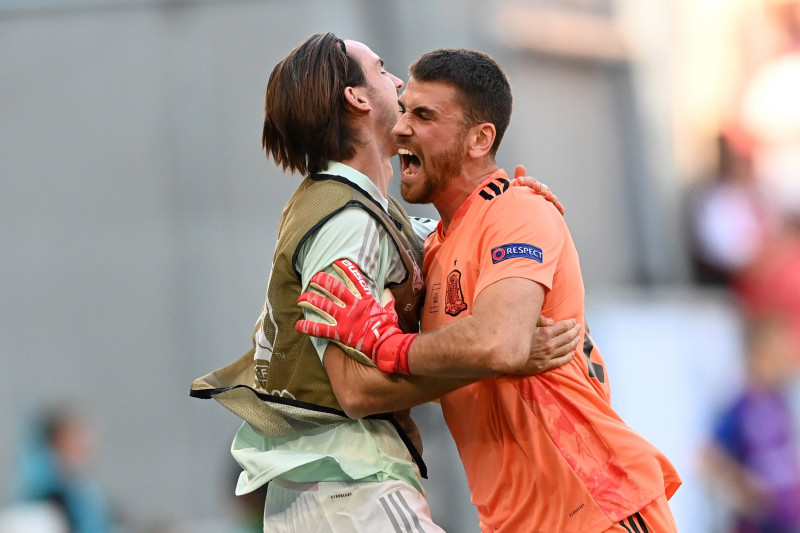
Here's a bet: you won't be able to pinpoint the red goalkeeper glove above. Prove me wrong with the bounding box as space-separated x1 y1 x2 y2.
295 258 416 374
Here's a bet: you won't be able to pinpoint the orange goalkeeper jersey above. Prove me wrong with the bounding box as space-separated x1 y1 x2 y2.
422 170 681 533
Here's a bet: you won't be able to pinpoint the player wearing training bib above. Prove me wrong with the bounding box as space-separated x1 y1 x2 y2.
190 35 449 533
423 170 681 532
192 162 447 532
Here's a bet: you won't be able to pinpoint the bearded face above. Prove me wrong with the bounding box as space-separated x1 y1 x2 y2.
399 126 467 204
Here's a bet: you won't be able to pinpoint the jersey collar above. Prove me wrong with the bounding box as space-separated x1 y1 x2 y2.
436 169 509 241
322 161 389 211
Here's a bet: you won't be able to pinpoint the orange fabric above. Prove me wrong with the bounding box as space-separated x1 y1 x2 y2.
422 170 681 533
603 494 678 533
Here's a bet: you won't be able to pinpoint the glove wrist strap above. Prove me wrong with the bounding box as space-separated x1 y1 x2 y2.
377 333 416 375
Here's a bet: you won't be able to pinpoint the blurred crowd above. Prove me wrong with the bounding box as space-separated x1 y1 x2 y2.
0 405 113 533
0 404 265 533
688 1 800 531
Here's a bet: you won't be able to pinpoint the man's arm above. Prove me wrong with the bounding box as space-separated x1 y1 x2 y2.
406 277 576 378
298 211 476 418
316 274 576 417
324 344 475 419
297 260 579 378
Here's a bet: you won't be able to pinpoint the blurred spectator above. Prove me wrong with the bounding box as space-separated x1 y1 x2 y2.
731 0 800 368
735 218 800 363
689 132 775 286
701 315 800 533
5 404 114 533
738 0 800 223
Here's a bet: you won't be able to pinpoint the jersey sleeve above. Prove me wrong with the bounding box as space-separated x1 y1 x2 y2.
296 207 383 360
474 188 566 299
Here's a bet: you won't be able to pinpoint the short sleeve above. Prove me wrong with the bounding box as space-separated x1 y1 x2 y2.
473 188 566 299
296 207 383 360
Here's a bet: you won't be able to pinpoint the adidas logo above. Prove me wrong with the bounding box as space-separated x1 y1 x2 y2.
478 177 510 201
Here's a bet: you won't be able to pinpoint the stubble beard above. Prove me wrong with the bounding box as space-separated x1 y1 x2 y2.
400 131 466 205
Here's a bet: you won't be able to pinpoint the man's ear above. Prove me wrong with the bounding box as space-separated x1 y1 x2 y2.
467 123 496 159
344 86 371 113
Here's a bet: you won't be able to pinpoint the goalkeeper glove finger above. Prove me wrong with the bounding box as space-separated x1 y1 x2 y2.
295 258 415 374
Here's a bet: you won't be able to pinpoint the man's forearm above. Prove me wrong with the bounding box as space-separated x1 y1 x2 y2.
299 268 576 380
324 344 475 419
407 315 513 378
405 278 574 378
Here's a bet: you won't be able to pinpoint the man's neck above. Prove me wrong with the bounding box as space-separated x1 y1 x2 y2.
341 140 394 197
435 162 499 233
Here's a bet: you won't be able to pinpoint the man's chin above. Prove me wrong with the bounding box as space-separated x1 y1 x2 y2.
400 181 425 204
400 180 428 204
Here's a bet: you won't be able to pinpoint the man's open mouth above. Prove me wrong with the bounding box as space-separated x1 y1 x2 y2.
398 147 421 177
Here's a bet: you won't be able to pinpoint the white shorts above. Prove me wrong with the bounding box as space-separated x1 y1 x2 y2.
263 478 446 533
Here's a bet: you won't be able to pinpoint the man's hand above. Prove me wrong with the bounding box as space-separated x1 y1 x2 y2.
514 164 565 216
295 259 416 374
515 315 580 375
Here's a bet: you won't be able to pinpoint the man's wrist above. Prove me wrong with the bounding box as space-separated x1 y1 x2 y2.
375 333 417 374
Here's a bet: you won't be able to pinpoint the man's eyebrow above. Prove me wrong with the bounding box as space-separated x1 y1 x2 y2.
397 96 435 116
408 104 435 117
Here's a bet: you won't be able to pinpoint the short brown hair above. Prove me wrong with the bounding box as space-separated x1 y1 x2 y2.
409 49 511 156
262 33 366 175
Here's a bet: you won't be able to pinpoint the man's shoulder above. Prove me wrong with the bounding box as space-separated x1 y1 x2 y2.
308 204 381 240
473 172 515 202
473 177 560 221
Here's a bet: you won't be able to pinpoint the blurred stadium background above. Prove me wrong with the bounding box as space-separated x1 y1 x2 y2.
2 0 799 531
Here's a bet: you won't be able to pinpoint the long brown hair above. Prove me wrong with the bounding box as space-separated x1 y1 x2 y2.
262 33 366 175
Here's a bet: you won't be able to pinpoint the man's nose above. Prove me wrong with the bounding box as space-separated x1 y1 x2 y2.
393 114 410 136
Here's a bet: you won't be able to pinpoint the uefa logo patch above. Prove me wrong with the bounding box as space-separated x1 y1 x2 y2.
491 243 543 264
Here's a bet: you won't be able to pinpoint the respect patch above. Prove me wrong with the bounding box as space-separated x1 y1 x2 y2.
491 243 543 264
